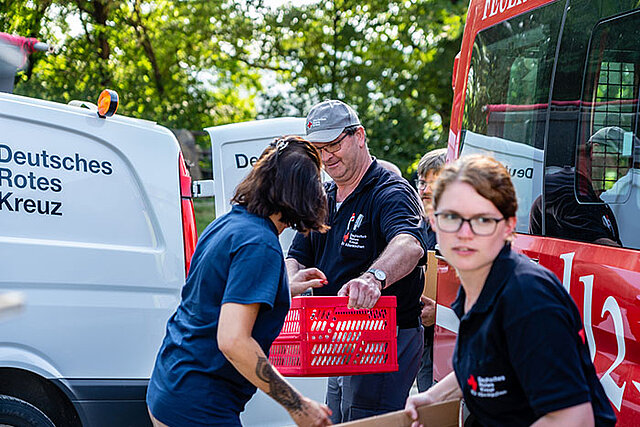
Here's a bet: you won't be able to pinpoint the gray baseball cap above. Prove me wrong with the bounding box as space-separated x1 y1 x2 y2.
305 100 361 143
588 126 625 152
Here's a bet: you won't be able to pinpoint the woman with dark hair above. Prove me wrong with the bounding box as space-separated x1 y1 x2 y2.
146 136 332 427
405 155 615 426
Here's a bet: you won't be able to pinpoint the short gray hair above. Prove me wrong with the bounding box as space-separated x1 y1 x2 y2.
417 148 447 177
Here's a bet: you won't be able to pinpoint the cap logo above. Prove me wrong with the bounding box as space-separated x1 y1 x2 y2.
307 117 327 130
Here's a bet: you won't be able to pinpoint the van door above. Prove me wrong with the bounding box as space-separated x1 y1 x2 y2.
537 5 640 421
206 117 306 254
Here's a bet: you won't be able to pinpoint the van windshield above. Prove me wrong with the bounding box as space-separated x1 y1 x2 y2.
459 1 565 233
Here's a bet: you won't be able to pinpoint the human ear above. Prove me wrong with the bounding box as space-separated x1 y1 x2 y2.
503 216 517 240
355 127 366 148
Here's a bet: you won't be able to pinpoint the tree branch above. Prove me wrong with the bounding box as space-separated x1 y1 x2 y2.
128 0 164 95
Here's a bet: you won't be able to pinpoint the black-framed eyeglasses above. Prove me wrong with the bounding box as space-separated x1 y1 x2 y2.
415 179 435 190
433 212 504 236
314 125 359 154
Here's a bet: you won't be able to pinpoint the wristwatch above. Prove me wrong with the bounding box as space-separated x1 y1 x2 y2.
366 268 387 290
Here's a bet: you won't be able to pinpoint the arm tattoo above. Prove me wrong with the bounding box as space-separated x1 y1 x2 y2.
256 354 304 413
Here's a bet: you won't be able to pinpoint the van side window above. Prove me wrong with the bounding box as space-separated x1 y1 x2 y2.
578 11 640 249
459 0 564 233
530 3 640 248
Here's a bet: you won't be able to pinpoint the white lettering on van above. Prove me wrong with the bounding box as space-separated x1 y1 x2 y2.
559 251 628 411
482 0 527 20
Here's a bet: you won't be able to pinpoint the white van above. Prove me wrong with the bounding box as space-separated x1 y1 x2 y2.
0 90 327 425
0 91 197 426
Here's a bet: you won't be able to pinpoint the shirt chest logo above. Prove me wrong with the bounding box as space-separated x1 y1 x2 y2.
467 374 508 398
342 213 367 249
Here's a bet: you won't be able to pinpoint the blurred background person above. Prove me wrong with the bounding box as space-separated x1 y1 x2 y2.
415 148 446 392
530 127 621 246
598 127 640 248
378 158 403 176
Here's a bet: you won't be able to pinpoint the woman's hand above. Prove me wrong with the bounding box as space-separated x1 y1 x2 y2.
219 303 332 425
289 397 332 426
405 392 436 427
289 267 328 296
404 371 462 427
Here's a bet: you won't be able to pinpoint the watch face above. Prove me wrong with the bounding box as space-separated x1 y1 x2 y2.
374 270 385 281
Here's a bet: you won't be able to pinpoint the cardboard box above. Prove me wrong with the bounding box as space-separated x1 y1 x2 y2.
337 399 460 427
423 250 438 300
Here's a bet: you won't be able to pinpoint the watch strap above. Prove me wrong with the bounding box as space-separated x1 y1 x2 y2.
366 268 386 290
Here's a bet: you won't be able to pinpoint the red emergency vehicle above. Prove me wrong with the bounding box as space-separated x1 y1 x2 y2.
435 0 640 425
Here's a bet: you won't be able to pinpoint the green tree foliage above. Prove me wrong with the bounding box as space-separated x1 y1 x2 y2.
1 0 261 130
255 0 467 174
1 0 467 175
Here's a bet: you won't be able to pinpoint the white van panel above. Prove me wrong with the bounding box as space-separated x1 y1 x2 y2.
0 92 184 380
205 117 306 254
206 117 306 215
0 124 155 246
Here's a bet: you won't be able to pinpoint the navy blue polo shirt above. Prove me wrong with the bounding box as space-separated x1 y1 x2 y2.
452 244 616 426
288 159 428 329
147 205 290 426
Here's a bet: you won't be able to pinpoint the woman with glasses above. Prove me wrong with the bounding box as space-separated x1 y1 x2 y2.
405 155 615 427
147 136 332 427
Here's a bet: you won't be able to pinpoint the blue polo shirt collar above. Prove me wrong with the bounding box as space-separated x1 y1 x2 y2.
231 205 279 235
451 243 514 319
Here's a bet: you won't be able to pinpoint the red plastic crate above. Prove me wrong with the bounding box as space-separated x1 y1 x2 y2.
268 296 398 377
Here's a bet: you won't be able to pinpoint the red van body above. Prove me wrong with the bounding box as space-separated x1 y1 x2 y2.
435 0 640 425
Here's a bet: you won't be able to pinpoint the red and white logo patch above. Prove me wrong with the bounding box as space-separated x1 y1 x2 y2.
468 374 507 398
307 117 327 130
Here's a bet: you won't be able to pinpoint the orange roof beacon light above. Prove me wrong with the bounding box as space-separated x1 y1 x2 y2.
97 89 119 118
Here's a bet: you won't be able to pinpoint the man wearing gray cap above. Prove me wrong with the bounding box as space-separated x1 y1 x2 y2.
529 126 621 246
599 127 640 248
286 100 428 422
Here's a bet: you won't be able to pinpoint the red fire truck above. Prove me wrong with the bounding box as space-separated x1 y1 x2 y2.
435 0 640 425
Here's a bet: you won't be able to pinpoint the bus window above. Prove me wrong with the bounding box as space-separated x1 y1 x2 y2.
577 10 640 249
529 1 640 248
459 1 564 233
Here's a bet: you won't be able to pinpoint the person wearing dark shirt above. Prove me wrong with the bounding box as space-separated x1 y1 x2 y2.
529 167 621 246
287 100 428 423
146 137 332 427
530 127 621 246
415 148 446 393
405 155 616 427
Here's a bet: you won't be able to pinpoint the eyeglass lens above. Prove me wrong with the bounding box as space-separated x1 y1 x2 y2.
435 213 502 235
315 128 357 153
416 180 435 189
